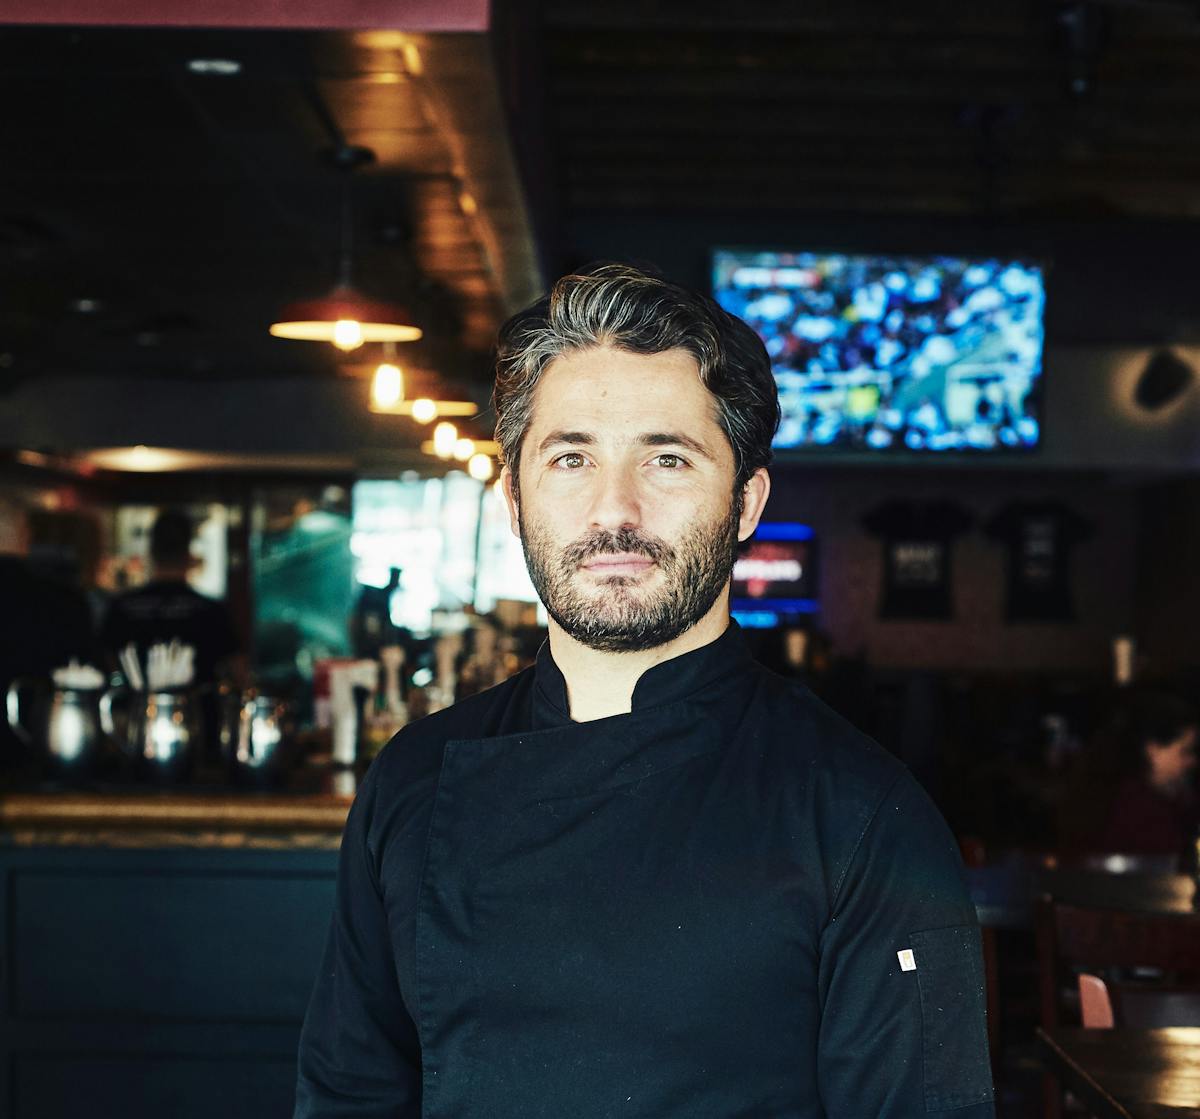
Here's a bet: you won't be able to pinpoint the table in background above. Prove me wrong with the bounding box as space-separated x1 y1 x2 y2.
968 862 1198 930
967 860 1198 1071
1037 1027 1200 1118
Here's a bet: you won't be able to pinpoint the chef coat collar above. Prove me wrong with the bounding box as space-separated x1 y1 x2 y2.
532 619 751 728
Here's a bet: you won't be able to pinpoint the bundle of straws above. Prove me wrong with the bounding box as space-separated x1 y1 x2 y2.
119 640 196 692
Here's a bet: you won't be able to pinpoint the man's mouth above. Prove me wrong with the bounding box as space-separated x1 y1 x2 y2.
581 553 656 576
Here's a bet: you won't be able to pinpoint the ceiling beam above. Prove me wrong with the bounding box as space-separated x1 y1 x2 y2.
0 0 489 32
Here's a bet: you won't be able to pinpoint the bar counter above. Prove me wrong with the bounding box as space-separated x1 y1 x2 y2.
0 771 352 1118
0 788 352 849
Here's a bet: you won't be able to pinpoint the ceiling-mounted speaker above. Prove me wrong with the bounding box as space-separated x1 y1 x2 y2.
1135 348 1193 410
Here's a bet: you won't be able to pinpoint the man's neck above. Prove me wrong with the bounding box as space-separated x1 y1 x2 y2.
547 595 731 722
151 563 191 583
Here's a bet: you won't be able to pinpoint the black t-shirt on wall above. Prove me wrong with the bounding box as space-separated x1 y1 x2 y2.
984 501 1093 622
862 500 974 620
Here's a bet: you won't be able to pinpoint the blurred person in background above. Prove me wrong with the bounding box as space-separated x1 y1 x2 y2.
99 509 245 759
350 565 410 661
1097 690 1198 866
100 509 244 686
0 496 95 763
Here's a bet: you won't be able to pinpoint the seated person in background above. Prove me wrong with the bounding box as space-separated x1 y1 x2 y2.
0 496 96 762
100 511 245 758
1098 690 1197 866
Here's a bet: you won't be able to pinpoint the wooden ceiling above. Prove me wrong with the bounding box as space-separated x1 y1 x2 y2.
4 2 1200 409
540 0 1200 220
0 25 540 392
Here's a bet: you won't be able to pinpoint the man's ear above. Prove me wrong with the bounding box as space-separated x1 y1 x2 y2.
501 466 521 538
737 468 771 542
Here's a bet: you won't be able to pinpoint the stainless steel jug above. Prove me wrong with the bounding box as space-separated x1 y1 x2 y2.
224 693 292 784
6 679 108 777
101 688 200 783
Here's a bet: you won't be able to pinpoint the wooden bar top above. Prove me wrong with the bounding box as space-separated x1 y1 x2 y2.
0 790 353 829
0 772 357 849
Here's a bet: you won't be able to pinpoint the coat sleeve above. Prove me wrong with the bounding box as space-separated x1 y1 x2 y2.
295 768 422 1118
816 771 994 1117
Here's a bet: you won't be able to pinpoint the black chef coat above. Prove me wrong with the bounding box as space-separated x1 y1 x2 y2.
296 624 993 1118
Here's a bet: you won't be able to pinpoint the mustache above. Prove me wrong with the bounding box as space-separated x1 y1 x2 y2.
561 526 672 568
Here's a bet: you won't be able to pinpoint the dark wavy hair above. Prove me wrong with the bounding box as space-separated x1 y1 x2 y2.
492 262 780 499
1095 689 1198 778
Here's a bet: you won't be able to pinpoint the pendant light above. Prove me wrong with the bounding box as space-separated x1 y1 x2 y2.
351 352 478 421
370 341 405 409
270 145 422 350
467 453 494 481
432 421 458 459
371 361 404 408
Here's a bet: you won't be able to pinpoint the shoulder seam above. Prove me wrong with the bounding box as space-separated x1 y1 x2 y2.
828 768 911 911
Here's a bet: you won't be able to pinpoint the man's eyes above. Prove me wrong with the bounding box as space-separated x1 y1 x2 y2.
653 453 686 469
552 452 589 469
548 451 689 470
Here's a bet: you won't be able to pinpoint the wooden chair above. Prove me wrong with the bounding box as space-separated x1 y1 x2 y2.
1036 895 1200 1117
1077 972 1115 1029
1077 972 1200 1029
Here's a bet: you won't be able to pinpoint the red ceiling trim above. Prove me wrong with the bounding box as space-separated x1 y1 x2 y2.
0 0 490 31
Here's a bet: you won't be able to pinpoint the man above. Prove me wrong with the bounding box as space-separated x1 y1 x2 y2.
100 509 244 758
296 264 994 1117
350 566 409 661
100 509 242 682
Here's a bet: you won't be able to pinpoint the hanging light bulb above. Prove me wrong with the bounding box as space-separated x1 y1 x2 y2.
332 319 365 351
272 296 419 349
410 398 437 423
453 437 475 461
269 146 422 350
371 362 404 409
468 453 494 481
433 421 457 458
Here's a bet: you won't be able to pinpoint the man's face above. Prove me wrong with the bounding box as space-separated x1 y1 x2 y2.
1147 725 1198 797
503 345 768 653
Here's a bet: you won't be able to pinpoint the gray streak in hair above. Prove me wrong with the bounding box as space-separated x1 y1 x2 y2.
492 263 780 498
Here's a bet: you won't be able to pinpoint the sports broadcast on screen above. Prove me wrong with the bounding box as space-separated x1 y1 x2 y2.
713 250 1046 453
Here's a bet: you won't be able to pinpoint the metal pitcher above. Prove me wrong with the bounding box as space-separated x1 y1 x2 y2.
223 693 292 785
6 678 108 777
101 688 200 783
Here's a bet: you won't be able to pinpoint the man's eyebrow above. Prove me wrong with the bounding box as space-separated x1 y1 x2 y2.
534 430 717 460
638 432 716 460
536 430 595 454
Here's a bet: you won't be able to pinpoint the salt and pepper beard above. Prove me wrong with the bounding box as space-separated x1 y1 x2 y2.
517 487 744 654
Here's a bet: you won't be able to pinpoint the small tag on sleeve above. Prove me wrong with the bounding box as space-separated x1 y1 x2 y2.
897 948 916 972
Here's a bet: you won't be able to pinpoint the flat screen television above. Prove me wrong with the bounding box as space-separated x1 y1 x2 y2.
713 249 1045 453
730 523 817 628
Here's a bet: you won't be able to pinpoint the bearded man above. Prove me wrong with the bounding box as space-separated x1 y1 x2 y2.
296 264 994 1118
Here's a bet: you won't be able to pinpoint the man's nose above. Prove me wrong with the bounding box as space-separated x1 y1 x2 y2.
586 464 641 532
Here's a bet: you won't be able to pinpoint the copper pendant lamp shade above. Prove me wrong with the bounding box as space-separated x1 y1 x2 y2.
269 285 423 348
269 144 422 351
